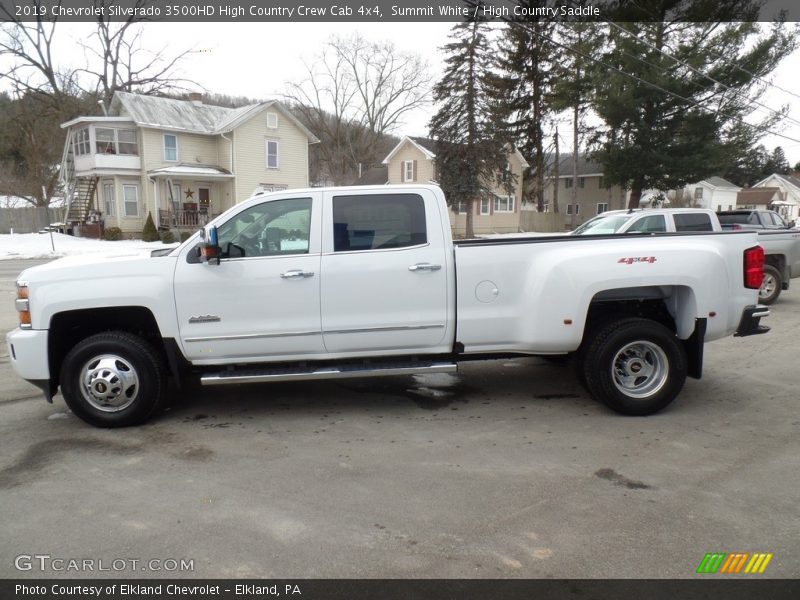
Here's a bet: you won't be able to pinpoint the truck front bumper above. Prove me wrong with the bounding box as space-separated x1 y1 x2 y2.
734 305 770 337
6 328 52 400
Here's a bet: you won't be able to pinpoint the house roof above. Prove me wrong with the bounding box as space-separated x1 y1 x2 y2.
107 91 319 142
147 164 234 179
736 187 783 205
704 176 739 188
754 172 800 192
382 136 529 168
544 152 604 177
354 166 389 186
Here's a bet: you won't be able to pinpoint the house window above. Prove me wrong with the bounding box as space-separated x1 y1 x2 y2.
494 195 515 213
542 203 549 213
457 200 468 214
501 161 512 182
694 187 703 200
565 178 573 189
579 177 585 188
566 204 580 215
480 197 491 215
266 139 279 169
599 176 604 189
266 112 278 129
163 134 178 161
403 160 414 182
74 128 90 155
122 184 139 217
95 128 138 155
117 129 137 155
102 182 115 216
597 202 608 215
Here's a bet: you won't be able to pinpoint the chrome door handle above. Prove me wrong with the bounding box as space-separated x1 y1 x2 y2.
281 270 315 279
408 263 442 272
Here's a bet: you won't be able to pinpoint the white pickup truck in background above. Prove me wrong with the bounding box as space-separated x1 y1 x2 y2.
8 185 770 427
573 207 800 304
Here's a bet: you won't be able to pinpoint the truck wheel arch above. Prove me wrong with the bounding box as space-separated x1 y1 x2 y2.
48 307 173 394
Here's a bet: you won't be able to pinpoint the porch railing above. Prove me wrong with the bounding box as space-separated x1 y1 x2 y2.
158 209 216 229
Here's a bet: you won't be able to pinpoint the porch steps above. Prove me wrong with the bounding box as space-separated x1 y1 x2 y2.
200 360 458 386
65 176 98 224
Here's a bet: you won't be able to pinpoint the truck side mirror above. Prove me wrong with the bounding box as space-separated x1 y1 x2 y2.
197 225 221 265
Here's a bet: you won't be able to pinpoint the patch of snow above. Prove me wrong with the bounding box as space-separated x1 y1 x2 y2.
0 232 178 261
47 412 69 420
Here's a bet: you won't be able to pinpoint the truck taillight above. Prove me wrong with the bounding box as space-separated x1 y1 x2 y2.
743 245 765 289
16 282 31 329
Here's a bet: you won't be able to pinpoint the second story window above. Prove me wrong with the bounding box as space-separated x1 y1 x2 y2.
695 187 703 200
403 160 415 182
266 139 279 169
95 128 138 155
74 128 90 155
163 134 178 161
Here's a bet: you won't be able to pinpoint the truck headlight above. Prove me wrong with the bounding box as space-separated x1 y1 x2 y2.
16 282 31 329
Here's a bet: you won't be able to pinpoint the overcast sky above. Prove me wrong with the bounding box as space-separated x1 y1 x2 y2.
12 21 800 164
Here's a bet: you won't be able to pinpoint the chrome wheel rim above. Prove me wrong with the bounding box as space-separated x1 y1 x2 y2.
79 354 139 412
759 273 776 299
612 341 669 399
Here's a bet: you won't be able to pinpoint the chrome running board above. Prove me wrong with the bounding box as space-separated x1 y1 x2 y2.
200 360 457 386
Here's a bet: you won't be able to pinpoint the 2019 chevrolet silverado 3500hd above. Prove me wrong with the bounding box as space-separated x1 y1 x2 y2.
8 185 770 427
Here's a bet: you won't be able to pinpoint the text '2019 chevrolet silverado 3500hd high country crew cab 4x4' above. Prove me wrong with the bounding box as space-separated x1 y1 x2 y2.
8 185 770 427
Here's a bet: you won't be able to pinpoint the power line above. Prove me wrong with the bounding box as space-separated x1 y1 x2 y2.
536 23 800 145
606 21 800 130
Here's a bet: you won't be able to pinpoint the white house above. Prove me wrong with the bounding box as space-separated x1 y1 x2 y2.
752 173 800 221
59 91 319 236
683 176 741 211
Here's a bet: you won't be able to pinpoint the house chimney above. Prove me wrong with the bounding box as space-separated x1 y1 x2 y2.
188 92 203 105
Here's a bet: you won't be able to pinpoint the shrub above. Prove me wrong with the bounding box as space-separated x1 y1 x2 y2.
160 230 175 244
103 227 123 241
141 212 159 242
179 231 192 242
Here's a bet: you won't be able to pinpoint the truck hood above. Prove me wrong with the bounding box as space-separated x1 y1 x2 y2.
17 249 177 284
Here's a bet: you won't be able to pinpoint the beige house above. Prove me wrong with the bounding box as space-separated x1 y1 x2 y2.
59 91 319 236
371 136 528 235
541 154 628 229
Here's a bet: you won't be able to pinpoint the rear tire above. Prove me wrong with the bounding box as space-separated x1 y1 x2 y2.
582 318 686 416
759 265 782 305
60 331 167 427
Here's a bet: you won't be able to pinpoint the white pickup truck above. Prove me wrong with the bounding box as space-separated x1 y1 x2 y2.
8 185 770 427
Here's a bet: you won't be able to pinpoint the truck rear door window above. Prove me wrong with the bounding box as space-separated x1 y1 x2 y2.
674 213 713 232
627 215 666 233
332 194 427 251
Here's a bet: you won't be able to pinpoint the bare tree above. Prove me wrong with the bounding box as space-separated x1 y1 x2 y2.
286 34 432 184
78 5 196 107
0 0 195 205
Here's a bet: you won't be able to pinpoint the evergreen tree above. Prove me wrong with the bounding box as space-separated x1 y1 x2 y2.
549 19 605 222
766 146 791 175
592 1 795 208
491 13 557 212
141 212 159 242
430 19 509 238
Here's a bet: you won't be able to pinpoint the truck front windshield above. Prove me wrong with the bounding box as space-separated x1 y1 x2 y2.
572 215 633 235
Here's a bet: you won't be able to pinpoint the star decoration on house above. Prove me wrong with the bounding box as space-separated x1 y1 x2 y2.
185 188 195 199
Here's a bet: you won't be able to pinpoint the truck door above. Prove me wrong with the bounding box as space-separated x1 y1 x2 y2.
320 189 450 354
173 193 324 362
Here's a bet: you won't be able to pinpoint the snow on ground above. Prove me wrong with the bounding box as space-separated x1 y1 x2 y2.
0 232 178 260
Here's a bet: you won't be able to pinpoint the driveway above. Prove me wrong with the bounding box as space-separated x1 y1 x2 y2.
1 259 798 578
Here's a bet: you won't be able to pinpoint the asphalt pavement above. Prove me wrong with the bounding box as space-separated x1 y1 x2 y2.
1 258 798 578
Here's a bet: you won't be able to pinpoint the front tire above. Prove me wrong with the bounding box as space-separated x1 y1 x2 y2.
60 331 166 427
759 265 782 305
582 318 687 416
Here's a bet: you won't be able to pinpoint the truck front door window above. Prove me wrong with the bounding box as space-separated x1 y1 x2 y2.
627 215 666 233
216 197 312 258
